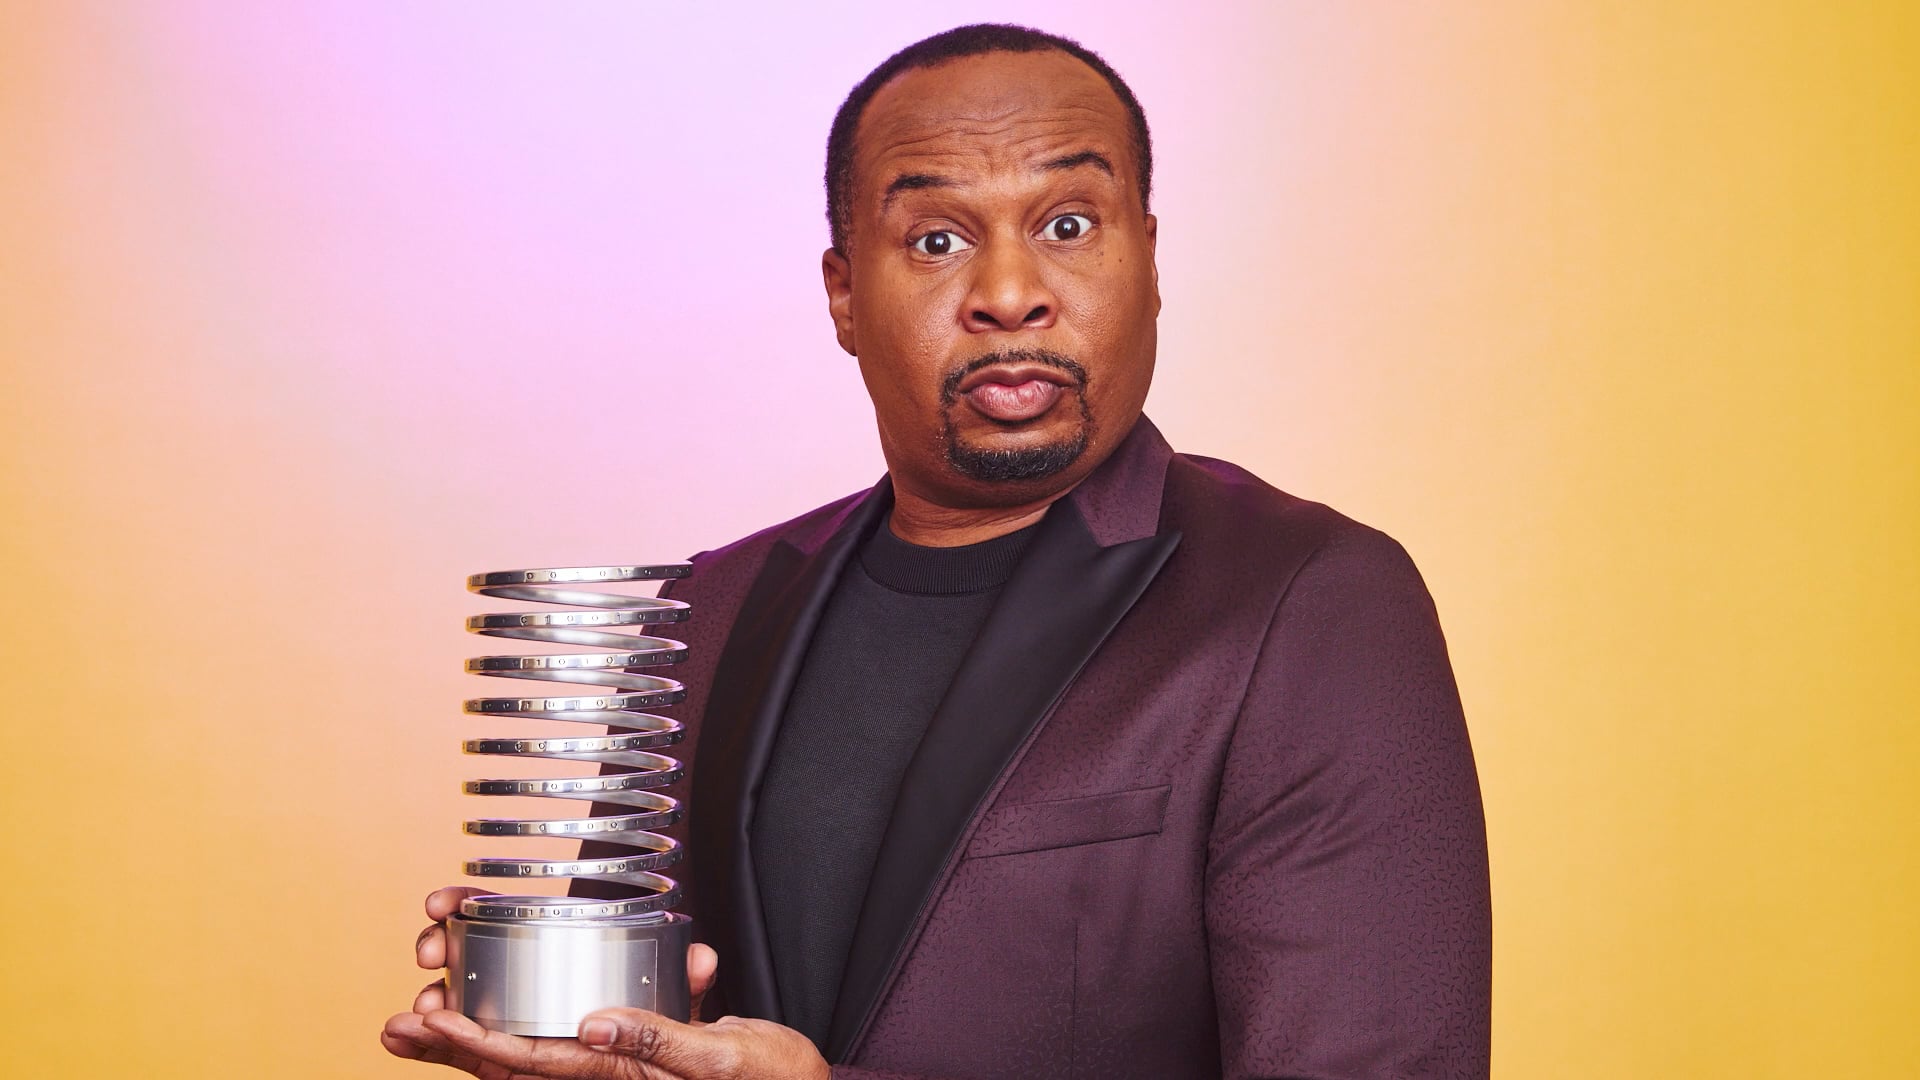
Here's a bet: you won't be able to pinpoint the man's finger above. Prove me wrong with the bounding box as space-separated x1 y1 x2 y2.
426 885 493 923
417 922 447 969
686 943 718 1021
414 977 447 1015
381 1010 484 1075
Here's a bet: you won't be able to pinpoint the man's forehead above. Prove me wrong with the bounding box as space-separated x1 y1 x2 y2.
854 51 1131 185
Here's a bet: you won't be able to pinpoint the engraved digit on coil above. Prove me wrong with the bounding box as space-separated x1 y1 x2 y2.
459 563 694 923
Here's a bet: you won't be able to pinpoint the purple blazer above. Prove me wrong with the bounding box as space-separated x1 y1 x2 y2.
577 417 1491 1078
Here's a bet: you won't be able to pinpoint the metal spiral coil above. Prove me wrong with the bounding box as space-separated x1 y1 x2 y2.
459 563 694 922
445 563 697 1034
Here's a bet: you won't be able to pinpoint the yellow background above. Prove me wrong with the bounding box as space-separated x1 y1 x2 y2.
2 3 1914 1076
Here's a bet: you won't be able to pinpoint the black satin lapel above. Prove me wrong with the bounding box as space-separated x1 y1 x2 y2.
689 499 882 1021
823 501 1182 1061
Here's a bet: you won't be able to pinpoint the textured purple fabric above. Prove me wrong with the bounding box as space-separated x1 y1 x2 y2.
601 418 1490 1078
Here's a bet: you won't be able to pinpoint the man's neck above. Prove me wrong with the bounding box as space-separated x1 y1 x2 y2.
885 486 1070 547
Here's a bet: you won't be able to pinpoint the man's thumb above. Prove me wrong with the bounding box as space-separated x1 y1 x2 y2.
580 1008 732 1074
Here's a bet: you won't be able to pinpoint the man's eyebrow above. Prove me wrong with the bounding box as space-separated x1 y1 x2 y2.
881 173 955 211
1038 150 1114 177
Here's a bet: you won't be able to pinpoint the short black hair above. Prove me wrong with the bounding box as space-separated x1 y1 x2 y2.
824 23 1153 256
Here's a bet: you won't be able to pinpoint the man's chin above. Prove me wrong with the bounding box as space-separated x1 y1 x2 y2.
943 430 1088 485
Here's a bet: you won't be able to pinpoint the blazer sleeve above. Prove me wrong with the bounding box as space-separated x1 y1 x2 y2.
1207 524 1492 1079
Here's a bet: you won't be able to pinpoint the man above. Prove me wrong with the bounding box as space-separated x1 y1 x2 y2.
384 23 1490 1080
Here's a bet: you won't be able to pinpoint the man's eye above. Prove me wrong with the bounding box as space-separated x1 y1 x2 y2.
1042 214 1094 241
911 231 973 256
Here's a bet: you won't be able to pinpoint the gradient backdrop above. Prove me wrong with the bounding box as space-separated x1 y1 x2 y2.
3 3 1915 1077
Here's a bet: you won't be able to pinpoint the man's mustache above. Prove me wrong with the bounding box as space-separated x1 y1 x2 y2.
939 349 1090 406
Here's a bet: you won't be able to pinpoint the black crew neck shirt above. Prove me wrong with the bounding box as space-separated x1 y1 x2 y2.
749 515 1040 1050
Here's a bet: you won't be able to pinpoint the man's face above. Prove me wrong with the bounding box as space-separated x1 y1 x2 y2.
824 49 1160 512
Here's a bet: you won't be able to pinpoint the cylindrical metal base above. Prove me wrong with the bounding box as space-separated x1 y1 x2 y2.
446 911 693 1036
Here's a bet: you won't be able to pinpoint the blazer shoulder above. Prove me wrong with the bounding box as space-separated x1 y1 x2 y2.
1162 452 1421 599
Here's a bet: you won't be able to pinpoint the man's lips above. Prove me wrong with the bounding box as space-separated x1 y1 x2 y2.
955 364 1076 424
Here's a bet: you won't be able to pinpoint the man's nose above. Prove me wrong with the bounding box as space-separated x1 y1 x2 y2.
961 237 1058 333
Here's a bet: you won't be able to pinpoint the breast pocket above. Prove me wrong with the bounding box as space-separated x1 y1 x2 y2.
964 784 1171 859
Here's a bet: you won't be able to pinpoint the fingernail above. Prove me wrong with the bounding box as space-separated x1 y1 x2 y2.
580 1017 618 1048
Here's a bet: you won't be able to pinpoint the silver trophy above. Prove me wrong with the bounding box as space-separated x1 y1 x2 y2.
445 565 695 1035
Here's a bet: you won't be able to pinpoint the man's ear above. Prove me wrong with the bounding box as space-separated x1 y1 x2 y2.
821 247 857 356
1144 213 1161 316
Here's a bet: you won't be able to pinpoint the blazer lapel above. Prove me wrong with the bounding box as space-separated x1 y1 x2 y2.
689 482 888 1021
823 423 1181 1060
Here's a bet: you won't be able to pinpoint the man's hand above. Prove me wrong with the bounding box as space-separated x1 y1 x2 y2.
383 1007 830 1080
382 886 831 1079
